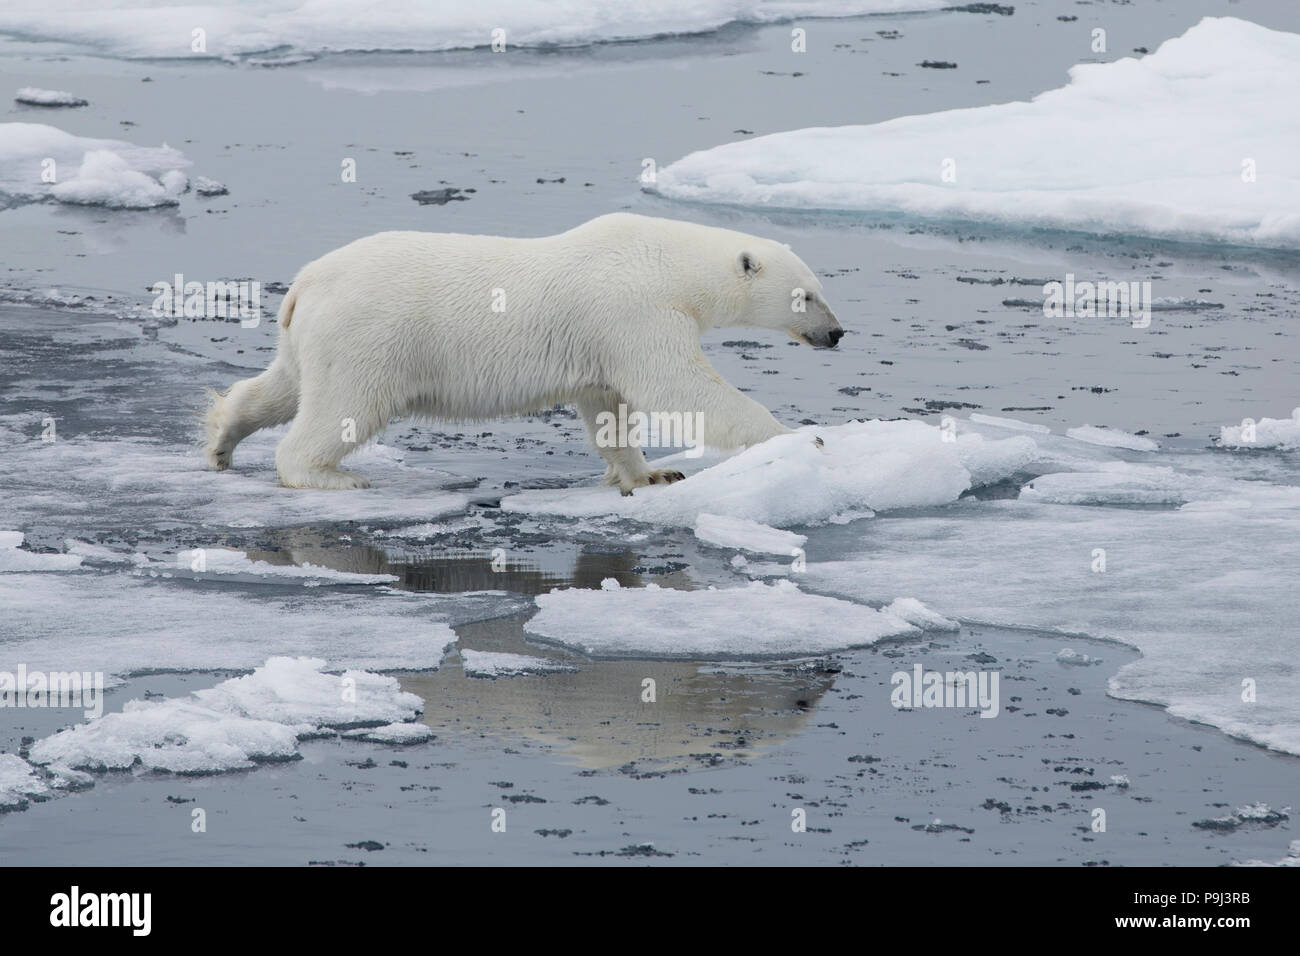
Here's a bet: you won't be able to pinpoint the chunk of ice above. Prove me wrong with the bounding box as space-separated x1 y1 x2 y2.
28 657 426 774
694 513 807 554
526 579 922 659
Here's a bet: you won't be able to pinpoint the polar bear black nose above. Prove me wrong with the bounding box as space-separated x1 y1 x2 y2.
827 328 844 347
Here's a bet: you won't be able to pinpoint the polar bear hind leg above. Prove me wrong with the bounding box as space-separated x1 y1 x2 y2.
204 357 298 470
273 385 384 490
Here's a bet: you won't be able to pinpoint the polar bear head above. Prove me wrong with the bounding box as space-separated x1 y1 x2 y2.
721 239 844 349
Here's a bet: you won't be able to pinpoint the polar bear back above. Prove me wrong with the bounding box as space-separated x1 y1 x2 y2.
275 214 808 421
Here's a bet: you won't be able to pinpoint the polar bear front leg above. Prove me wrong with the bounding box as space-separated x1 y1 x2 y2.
574 390 686 495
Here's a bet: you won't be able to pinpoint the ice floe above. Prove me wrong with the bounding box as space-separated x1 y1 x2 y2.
0 421 471 531
0 123 190 208
0 752 50 811
27 657 426 774
1219 408 1300 450
0 569 487 681
526 578 932 658
504 420 1038 528
802 491 1300 755
194 175 229 196
1020 463 1300 509
1064 425 1158 453
0 1 947 59
693 513 807 554
654 18 1300 248
14 86 86 106
0 531 83 572
968 413 1051 435
133 547 398 586
460 650 578 678
50 149 188 208
883 597 959 632
1056 648 1103 667
342 722 434 744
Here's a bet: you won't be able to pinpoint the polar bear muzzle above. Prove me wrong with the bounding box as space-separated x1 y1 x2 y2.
793 291 845 349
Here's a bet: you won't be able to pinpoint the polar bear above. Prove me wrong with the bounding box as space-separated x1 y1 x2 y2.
204 213 843 493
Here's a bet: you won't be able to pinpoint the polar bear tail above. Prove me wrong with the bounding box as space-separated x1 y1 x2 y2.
203 288 302 470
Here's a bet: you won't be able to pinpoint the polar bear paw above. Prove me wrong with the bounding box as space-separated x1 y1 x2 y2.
618 469 687 496
279 467 372 491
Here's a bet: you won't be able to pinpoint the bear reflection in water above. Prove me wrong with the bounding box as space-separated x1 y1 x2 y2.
242 528 836 770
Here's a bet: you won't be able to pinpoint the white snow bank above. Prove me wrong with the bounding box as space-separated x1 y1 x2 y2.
0 1 946 59
135 547 398 586
14 87 86 106
0 569 487 681
0 531 83 572
655 18 1300 248
0 123 189 208
460 650 578 678
1219 408 1300 449
694 513 807 554
1065 425 1158 452
526 579 931 658
504 420 1038 528
28 657 425 773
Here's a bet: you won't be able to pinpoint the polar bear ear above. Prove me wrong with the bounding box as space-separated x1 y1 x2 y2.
736 251 762 277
